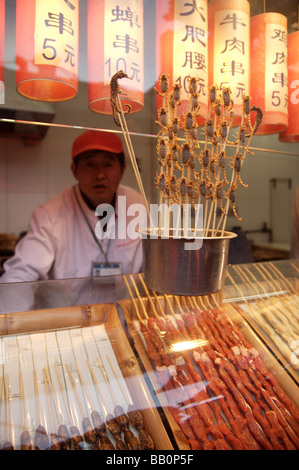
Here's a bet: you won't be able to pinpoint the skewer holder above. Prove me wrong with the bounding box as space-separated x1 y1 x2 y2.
139 229 237 296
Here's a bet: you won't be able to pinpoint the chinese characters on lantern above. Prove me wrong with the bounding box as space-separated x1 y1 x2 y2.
212 6 249 113
174 0 208 105
104 0 144 95
265 23 288 114
34 0 79 75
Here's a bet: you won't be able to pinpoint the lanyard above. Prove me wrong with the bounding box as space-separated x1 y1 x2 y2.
73 186 112 265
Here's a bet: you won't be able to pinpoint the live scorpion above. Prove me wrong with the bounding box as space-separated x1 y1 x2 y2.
209 157 217 180
205 119 214 139
184 111 196 131
154 73 169 97
157 138 168 167
187 76 198 96
222 87 233 109
156 172 170 199
155 107 169 134
110 70 132 126
209 85 217 104
190 92 200 112
187 180 199 208
170 143 182 171
234 125 254 154
226 183 242 221
213 99 222 118
181 142 193 167
199 179 214 200
200 149 210 178
173 83 182 104
177 177 188 203
231 152 248 188
215 182 227 214
250 105 263 134
218 151 229 184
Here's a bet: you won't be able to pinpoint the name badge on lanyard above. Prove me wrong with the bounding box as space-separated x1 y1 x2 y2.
92 262 122 277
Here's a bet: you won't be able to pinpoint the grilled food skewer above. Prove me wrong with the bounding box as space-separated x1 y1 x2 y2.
42 368 60 450
44 366 71 450
54 363 84 450
65 363 99 449
1 374 14 450
97 357 140 450
19 371 32 450
33 369 50 450
106 355 155 450
75 361 115 450
86 359 126 449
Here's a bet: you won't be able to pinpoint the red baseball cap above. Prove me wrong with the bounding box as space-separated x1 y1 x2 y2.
72 130 124 159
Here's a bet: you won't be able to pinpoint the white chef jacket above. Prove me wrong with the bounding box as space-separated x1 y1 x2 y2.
291 186 299 259
0 184 148 283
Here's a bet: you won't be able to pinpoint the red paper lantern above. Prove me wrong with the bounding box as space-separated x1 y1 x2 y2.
0 0 4 95
155 0 208 126
208 0 250 126
250 13 288 135
279 31 299 143
88 0 144 115
16 0 79 102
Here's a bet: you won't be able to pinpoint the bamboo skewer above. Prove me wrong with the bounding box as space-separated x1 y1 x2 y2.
106 355 155 450
43 368 60 450
87 357 127 448
2 374 14 450
97 357 140 450
54 363 84 450
44 367 72 450
129 274 149 320
33 369 50 450
65 363 99 449
227 268 299 372
19 371 32 450
123 275 142 321
111 74 153 231
74 361 116 450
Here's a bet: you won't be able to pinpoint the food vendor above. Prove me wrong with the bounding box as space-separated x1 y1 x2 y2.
0 130 147 283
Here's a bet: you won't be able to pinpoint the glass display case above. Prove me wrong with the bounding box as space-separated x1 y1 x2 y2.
0 259 298 451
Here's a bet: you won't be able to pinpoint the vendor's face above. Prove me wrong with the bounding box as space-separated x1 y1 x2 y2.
71 151 125 207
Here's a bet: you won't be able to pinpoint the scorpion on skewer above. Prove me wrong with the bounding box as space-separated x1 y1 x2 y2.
230 152 248 188
226 183 242 221
110 70 132 127
154 73 170 97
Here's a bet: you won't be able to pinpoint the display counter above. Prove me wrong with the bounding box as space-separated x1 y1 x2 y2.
0 259 298 450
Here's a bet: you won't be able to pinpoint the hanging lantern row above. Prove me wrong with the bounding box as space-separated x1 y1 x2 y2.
156 0 208 127
16 0 79 102
14 0 144 113
0 0 297 139
88 0 144 114
279 31 299 143
250 12 288 135
208 0 250 127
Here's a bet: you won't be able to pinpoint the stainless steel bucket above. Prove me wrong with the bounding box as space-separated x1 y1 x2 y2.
139 229 237 296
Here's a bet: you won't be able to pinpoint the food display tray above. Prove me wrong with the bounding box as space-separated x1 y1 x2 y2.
119 295 299 451
0 303 172 450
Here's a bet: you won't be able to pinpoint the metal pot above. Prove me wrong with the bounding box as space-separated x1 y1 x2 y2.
139 228 237 296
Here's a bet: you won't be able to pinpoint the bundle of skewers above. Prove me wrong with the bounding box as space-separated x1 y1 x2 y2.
123 273 299 450
154 74 263 236
225 261 299 376
0 326 154 450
